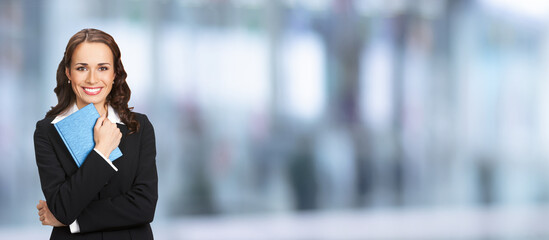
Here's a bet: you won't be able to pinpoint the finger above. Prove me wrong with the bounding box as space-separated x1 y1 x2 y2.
102 115 112 125
37 201 45 210
40 215 45 221
95 115 106 129
39 209 46 216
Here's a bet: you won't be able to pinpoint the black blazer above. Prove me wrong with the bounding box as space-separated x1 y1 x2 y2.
34 112 158 240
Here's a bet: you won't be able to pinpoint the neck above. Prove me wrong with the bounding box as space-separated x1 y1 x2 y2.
96 103 108 117
76 101 108 117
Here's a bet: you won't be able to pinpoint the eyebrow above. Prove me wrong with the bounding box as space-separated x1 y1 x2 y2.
75 63 112 66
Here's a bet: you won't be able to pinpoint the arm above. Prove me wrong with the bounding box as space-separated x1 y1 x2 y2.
34 121 117 225
76 116 158 233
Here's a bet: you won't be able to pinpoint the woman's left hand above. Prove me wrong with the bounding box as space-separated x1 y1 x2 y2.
37 200 66 227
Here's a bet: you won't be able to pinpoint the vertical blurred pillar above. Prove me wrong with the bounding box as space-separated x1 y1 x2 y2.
0 0 46 223
20 0 45 223
314 0 365 208
431 0 467 205
23 0 44 105
265 0 304 211
145 0 162 110
320 0 364 124
21 0 44 125
389 8 410 206
267 0 283 126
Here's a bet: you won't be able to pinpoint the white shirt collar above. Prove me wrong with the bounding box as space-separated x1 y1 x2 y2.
51 103 123 125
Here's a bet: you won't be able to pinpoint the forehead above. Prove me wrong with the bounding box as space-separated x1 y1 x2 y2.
71 42 113 64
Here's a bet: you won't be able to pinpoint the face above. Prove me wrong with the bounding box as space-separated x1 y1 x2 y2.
66 42 115 109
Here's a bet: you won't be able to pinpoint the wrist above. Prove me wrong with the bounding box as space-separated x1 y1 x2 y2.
94 145 112 157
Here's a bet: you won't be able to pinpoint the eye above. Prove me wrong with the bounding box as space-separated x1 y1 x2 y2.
76 66 87 71
99 66 109 71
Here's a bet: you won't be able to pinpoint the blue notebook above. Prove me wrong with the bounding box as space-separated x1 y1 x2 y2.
54 103 123 167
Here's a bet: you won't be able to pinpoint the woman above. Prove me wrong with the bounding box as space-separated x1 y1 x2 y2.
34 28 158 240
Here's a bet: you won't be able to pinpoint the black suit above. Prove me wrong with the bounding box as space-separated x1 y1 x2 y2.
34 113 158 240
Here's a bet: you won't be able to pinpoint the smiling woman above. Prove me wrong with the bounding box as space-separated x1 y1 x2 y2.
33 28 158 240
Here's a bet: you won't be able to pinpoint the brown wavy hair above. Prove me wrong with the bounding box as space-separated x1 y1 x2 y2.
46 28 139 134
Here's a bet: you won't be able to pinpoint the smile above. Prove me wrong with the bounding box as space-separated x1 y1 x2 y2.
82 87 102 95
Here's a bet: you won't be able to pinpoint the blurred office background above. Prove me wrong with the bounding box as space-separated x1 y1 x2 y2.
2 0 549 239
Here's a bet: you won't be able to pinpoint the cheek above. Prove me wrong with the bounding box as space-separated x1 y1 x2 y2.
102 76 115 93
70 81 81 93
95 73 114 87
104 77 115 88
70 72 86 83
71 84 78 94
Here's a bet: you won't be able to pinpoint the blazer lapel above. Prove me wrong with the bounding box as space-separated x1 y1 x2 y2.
116 123 129 159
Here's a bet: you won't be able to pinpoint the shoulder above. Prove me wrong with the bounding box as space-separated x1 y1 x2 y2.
132 112 154 132
131 112 155 142
35 116 56 130
34 116 56 141
133 112 152 124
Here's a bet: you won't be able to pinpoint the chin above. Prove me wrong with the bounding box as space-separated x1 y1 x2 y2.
79 96 107 105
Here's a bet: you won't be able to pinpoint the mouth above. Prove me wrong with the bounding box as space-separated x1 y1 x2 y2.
82 87 103 96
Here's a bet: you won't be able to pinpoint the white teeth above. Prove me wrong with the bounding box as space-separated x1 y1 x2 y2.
84 88 100 93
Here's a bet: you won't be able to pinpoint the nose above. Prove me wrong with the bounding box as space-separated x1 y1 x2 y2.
86 70 99 84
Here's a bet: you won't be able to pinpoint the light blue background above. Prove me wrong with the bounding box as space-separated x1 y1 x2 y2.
1 0 549 239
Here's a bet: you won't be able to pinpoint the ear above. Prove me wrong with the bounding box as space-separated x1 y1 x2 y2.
65 67 71 80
